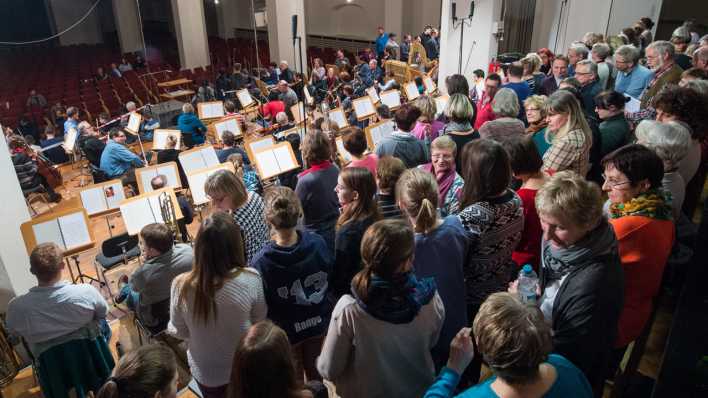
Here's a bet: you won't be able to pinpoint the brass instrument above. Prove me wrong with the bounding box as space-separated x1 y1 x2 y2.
0 319 20 392
158 192 180 242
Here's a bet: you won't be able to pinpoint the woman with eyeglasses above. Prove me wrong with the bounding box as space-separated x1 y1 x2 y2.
524 95 551 157
594 91 630 159
541 90 593 177
600 144 674 378
418 136 464 217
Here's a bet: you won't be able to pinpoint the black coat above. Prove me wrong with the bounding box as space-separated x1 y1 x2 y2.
540 76 559 96
541 225 624 395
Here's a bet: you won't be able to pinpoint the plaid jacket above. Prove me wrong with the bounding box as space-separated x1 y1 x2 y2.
542 128 592 176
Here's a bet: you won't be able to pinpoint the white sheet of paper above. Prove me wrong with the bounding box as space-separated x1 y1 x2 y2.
624 95 641 113
367 87 380 103
157 166 180 189
405 83 419 100
372 121 395 147
80 187 108 215
435 96 449 117
237 90 254 108
63 128 78 152
329 109 348 128
303 86 313 105
200 102 224 119
120 199 158 235
32 219 66 249
215 118 241 140
336 138 352 162
424 77 436 94
255 150 281 179
127 113 141 133
201 147 220 167
292 103 305 124
273 145 297 171
104 182 126 209
179 151 207 175
152 130 181 150
353 98 375 119
57 212 91 250
188 171 213 205
380 90 401 109
249 138 275 154
148 196 165 223
139 169 158 193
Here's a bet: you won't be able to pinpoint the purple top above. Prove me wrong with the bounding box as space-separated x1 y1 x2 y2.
411 120 445 140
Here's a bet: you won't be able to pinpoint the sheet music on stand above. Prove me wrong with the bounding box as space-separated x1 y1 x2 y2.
335 137 352 164
151 129 182 150
303 86 314 105
63 127 79 153
291 102 306 125
197 101 225 120
119 188 184 235
187 162 236 205
126 112 142 134
329 107 348 129
178 145 221 175
79 179 126 216
236 89 255 108
434 94 449 118
213 116 242 141
136 162 182 194
353 97 376 121
423 76 437 94
364 119 396 150
379 90 402 110
366 87 380 104
21 208 94 256
253 142 300 180
404 82 420 101
245 136 276 161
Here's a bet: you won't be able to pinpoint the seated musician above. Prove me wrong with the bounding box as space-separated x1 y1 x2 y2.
39 125 69 164
8 135 61 203
156 135 188 188
277 80 299 108
369 59 384 84
151 174 194 242
9 136 62 202
279 60 294 83
224 100 246 125
264 62 279 85
140 111 160 141
115 222 193 332
6 243 110 351
261 92 286 123
177 103 207 148
77 121 106 168
275 112 294 133
100 128 144 190
379 70 400 91
216 130 250 164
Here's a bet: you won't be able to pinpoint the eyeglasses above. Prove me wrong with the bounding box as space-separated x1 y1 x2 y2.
601 174 632 189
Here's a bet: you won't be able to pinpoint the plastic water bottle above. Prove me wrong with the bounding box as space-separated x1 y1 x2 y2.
518 264 539 305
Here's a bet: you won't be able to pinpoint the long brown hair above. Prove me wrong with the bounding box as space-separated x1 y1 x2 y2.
228 320 306 398
351 219 414 304
337 167 381 229
459 139 511 208
177 211 246 323
96 344 176 398
396 169 439 234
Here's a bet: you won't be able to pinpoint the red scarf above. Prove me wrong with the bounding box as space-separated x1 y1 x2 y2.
298 160 333 178
421 162 456 205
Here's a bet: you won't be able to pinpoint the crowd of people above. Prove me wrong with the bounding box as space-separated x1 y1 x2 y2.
5 15 708 398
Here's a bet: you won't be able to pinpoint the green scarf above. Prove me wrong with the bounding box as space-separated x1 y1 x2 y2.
609 189 672 220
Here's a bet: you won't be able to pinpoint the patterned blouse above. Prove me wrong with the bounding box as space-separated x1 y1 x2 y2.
542 128 592 176
441 173 464 217
232 192 270 264
457 189 524 306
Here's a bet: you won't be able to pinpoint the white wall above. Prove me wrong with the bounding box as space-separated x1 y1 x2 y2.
0 131 33 313
304 0 383 41
216 0 255 38
170 0 211 69
439 0 502 93
113 0 143 54
267 0 307 71
48 0 103 46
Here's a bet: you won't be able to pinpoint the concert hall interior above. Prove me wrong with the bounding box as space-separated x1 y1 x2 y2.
1 0 707 397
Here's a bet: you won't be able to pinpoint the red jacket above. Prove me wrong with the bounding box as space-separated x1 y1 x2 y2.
473 93 495 130
610 215 674 347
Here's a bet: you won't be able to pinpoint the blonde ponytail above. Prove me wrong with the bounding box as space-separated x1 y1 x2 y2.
396 169 440 234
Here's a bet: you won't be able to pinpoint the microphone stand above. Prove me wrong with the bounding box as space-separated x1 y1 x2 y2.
454 2 475 75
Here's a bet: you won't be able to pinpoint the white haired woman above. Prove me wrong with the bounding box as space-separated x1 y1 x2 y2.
635 120 692 219
417 135 464 217
478 88 525 141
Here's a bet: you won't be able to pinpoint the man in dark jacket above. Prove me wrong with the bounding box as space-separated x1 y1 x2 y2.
575 60 602 119
9 136 61 202
541 56 569 96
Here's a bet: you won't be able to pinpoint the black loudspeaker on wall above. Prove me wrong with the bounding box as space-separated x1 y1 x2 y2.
292 14 298 45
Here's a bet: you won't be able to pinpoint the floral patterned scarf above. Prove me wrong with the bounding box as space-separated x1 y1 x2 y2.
609 189 672 220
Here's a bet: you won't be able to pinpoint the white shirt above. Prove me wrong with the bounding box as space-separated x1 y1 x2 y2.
6 281 108 344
